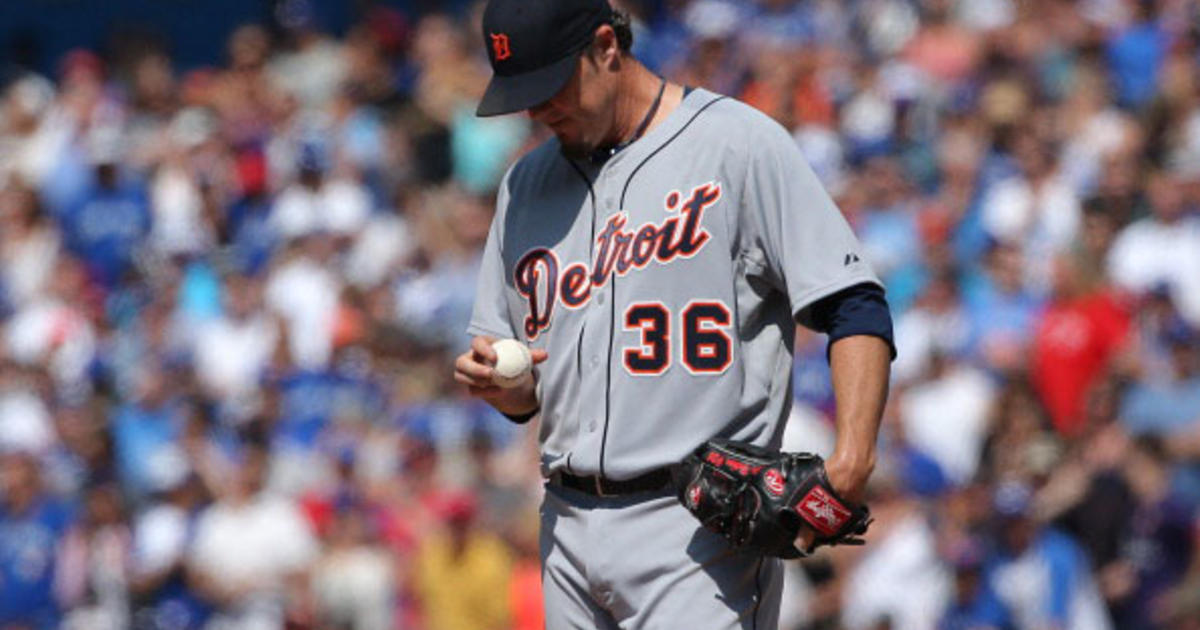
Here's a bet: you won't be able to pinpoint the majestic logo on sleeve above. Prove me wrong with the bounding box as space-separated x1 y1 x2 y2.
514 182 721 339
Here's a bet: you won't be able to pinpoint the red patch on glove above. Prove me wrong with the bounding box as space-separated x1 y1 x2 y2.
795 486 851 535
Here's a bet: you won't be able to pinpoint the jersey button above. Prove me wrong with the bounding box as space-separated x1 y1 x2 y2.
590 356 601 367
589 420 598 432
596 293 606 305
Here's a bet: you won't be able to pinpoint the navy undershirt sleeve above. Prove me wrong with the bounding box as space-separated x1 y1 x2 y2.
502 408 538 424
805 282 897 362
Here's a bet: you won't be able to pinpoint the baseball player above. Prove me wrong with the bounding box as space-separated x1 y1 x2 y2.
453 0 895 627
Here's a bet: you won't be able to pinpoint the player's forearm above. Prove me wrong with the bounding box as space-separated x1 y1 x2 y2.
827 334 890 500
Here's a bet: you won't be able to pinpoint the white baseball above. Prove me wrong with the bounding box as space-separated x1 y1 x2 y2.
490 339 533 388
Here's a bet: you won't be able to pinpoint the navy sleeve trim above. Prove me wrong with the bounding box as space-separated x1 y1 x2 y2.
503 408 539 424
805 282 896 362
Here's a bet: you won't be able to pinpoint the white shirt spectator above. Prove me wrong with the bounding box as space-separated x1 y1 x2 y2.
981 173 1081 290
268 38 346 111
266 256 341 368
193 313 278 402
343 212 412 289
781 402 836 458
1060 109 1133 195
149 164 214 257
1107 215 1200 326
1 225 60 308
0 75 72 188
794 125 846 197
955 0 1016 31
393 253 478 353
189 493 318 628
269 178 371 239
190 494 317 581
5 297 96 388
892 303 972 383
311 546 395 630
0 387 54 453
900 363 995 483
982 175 1080 246
842 512 950 630
841 86 895 148
134 503 190 577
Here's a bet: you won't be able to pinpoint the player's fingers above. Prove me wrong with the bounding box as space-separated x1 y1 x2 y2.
468 384 502 397
453 370 490 388
794 524 816 552
471 335 498 364
454 353 494 382
530 349 549 364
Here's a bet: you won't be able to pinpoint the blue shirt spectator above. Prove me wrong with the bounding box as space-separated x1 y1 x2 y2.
1121 377 1200 436
227 194 278 276
859 202 923 312
1105 15 1170 109
57 164 152 287
1121 335 1200 437
989 483 1111 630
0 454 74 630
939 570 1010 630
273 365 386 450
792 332 835 417
964 243 1045 369
111 374 180 497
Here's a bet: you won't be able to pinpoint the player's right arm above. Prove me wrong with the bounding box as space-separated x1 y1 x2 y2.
458 167 548 419
454 335 547 417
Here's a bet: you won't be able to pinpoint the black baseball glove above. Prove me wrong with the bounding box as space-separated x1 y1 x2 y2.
672 438 871 559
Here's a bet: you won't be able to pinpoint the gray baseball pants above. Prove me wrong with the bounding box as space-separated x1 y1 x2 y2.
540 482 783 629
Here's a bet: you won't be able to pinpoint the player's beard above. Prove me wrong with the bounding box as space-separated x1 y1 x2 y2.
557 138 594 161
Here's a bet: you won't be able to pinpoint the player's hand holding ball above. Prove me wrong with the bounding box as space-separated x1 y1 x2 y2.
454 335 547 416
489 339 534 388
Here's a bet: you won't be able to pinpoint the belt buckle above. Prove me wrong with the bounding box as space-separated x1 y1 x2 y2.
594 475 610 498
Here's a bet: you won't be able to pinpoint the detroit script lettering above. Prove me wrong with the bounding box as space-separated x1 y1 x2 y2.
514 182 722 339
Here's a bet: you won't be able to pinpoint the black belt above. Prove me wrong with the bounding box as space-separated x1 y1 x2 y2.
551 467 675 498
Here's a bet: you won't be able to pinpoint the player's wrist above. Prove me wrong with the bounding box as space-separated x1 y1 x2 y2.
495 400 539 417
827 451 875 473
490 383 540 417
825 452 874 502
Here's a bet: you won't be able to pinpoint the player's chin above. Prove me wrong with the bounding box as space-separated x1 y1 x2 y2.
557 139 593 161
552 130 597 160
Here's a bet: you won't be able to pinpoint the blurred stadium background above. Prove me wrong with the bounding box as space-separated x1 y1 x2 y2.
1 0 1199 628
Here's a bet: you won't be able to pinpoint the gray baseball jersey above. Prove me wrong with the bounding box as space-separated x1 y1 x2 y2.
468 88 881 481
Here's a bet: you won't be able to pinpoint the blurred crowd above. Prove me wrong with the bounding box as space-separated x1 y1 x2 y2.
0 0 1199 628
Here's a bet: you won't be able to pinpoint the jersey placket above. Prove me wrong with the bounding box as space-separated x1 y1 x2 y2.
570 160 625 479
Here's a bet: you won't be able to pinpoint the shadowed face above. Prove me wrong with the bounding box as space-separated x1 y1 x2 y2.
0 454 39 513
527 28 622 159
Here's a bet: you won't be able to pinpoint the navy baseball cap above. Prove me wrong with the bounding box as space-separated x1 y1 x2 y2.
476 0 615 117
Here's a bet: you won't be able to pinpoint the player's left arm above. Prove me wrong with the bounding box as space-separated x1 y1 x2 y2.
793 285 893 550
826 333 891 503
738 107 894 499
806 283 895 502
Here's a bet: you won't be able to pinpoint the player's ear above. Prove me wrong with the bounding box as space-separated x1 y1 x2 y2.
590 24 621 70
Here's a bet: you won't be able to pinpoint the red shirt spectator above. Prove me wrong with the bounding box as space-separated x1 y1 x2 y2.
1032 259 1132 436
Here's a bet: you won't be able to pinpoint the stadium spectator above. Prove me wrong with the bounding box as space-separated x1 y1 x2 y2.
188 439 317 629
0 451 73 629
413 491 512 630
